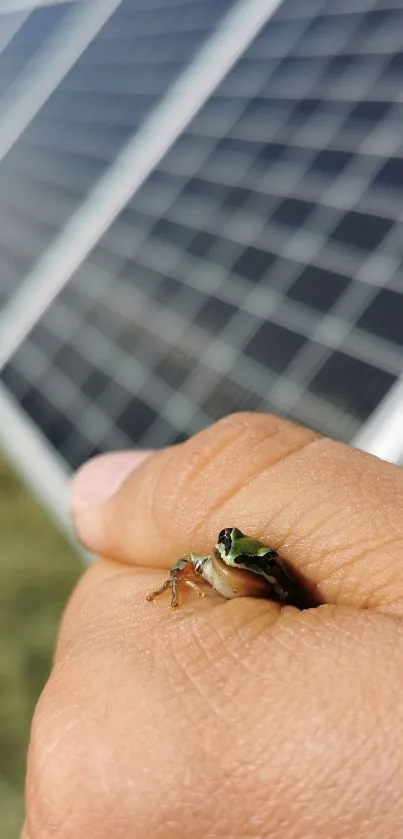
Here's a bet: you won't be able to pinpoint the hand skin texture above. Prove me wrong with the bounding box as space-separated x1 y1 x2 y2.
22 413 403 839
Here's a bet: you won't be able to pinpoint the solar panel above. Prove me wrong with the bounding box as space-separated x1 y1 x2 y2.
1 0 403 506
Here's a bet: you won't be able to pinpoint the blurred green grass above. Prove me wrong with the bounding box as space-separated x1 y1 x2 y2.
0 454 81 838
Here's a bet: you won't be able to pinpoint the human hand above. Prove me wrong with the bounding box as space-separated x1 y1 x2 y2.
23 413 403 839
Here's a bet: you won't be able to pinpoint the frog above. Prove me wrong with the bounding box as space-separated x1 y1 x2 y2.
146 527 306 609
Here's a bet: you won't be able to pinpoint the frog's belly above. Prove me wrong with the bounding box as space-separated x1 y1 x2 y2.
201 553 273 599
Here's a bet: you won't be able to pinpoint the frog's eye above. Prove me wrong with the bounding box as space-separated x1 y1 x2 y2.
217 528 234 555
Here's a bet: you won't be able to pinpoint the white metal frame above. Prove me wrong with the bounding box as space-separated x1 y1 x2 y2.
352 377 403 464
0 382 93 561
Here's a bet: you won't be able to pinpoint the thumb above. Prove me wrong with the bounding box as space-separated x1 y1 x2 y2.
71 413 403 615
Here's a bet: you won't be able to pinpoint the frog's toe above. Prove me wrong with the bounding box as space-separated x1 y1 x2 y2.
146 578 171 602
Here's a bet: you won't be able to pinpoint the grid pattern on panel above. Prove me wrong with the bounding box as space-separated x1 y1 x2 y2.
0 0 232 307
2 0 403 471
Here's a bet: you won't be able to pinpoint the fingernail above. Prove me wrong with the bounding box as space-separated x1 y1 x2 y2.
71 451 153 509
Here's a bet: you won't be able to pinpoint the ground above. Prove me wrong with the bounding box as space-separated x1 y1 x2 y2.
0 454 81 838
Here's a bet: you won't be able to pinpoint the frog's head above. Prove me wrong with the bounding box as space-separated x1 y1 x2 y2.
216 527 278 568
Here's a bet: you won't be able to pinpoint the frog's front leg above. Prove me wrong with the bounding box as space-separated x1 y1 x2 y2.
146 554 209 608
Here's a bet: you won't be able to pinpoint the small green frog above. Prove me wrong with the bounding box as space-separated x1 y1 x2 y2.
147 527 306 609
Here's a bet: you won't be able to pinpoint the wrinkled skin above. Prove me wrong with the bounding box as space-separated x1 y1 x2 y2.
23 413 403 839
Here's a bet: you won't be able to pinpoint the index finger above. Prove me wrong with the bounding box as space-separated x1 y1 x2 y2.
71 413 403 614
